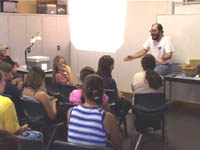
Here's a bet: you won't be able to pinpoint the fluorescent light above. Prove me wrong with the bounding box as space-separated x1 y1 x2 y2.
68 0 127 53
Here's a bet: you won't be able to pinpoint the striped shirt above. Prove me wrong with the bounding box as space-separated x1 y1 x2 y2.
68 105 107 146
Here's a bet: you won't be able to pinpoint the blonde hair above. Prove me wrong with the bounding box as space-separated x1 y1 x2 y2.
52 55 67 83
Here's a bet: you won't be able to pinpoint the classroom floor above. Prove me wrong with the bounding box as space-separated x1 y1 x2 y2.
123 104 200 150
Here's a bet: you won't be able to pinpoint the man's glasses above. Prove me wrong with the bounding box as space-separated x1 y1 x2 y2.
149 29 158 33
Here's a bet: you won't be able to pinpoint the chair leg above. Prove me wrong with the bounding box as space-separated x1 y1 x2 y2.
123 117 128 137
46 122 65 150
130 115 135 150
162 117 168 150
134 134 142 150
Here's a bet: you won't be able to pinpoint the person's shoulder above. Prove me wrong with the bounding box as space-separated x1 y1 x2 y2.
71 89 82 94
103 76 115 84
70 89 82 100
162 35 171 41
0 95 14 109
34 91 48 100
133 71 145 79
104 111 116 121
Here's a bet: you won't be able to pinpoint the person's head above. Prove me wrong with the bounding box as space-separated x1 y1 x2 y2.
53 55 67 73
0 62 13 80
80 66 95 83
141 54 163 90
0 44 9 57
83 74 104 105
53 55 67 82
97 55 114 78
150 23 163 41
0 71 6 94
24 66 45 90
141 54 156 71
0 130 19 150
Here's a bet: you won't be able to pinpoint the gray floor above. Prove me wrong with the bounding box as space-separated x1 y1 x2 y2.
123 104 200 150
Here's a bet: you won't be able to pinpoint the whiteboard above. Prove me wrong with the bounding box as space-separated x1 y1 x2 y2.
157 14 200 64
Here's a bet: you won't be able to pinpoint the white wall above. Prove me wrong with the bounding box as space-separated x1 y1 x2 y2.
70 1 173 92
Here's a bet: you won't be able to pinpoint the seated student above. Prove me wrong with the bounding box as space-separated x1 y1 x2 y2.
67 74 123 149
0 130 19 150
131 54 164 132
0 44 19 77
69 66 108 106
0 71 30 135
131 54 163 98
0 62 24 119
22 66 57 120
97 55 132 117
53 55 75 86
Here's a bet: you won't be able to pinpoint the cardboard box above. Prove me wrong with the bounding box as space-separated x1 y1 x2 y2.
3 1 18 13
181 59 200 77
27 56 49 70
57 0 68 5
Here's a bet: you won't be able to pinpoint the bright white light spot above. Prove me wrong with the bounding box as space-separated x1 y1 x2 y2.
68 0 127 53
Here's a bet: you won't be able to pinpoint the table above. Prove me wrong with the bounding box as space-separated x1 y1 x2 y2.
164 73 200 103
17 65 53 79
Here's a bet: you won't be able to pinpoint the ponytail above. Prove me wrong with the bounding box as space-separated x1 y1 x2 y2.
146 69 163 90
83 74 104 105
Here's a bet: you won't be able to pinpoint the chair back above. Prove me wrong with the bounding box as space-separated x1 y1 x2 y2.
21 96 48 127
52 140 116 150
55 83 77 102
134 93 165 113
45 77 77 102
45 77 58 93
18 136 43 150
133 93 166 132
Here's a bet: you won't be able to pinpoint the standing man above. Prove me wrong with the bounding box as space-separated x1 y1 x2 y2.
124 23 174 76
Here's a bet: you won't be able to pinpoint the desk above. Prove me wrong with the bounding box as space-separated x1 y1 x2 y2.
164 73 200 103
17 65 53 79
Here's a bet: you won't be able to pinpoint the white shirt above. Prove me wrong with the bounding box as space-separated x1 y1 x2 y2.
143 35 174 64
131 71 163 94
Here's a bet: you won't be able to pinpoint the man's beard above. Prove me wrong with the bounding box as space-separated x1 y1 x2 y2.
151 33 160 41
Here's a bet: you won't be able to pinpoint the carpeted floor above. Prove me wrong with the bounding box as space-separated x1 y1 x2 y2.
123 104 200 150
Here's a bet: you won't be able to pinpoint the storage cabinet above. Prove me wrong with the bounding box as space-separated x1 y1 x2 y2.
0 13 70 68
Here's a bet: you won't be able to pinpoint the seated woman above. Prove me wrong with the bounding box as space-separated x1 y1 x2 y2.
22 66 57 120
131 54 164 132
69 66 108 106
0 70 30 135
67 74 123 149
131 54 163 99
97 55 132 117
53 55 75 86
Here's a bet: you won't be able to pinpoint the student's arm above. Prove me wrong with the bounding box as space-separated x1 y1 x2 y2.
67 107 73 122
14 124 31 135
65 65 75 86
34 91 57 120
124 48 148 61
104 112 123 150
